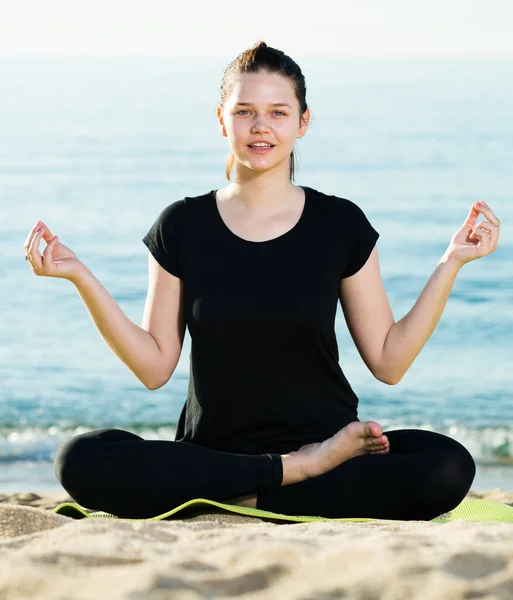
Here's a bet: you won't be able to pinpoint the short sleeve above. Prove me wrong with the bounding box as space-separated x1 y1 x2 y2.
142 200 184 278
342 201 380 278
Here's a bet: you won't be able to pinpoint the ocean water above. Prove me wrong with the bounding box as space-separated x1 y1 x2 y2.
0 56 512 495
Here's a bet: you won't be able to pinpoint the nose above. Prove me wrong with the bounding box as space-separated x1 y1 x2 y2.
251 116 271 133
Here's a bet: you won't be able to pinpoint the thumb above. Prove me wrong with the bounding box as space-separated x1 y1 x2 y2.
43 235 58 260
464 203 480 226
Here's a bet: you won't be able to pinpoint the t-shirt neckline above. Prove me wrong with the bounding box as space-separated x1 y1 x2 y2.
210 186 309 245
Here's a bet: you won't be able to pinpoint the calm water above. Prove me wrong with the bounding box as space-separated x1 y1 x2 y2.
0 56 512 494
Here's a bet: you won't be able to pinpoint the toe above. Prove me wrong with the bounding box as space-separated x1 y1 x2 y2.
367 437 384 448
366 421 383 437
369 436 387 448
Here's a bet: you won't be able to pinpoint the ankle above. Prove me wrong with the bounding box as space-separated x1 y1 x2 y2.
280 453 308 486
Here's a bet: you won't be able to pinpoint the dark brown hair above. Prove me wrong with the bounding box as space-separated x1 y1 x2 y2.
220 41 309 181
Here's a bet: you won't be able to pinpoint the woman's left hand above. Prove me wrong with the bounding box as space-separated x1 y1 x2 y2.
442 201 500 267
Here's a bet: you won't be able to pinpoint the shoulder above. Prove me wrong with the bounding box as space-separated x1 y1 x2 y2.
148 190 213 224
305 185 366 219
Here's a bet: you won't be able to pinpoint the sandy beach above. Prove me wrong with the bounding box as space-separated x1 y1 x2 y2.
0 488 512 599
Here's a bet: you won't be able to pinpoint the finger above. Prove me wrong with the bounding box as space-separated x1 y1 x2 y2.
472 227 491 251
474 202 500 226
27 227 46 267
39 223 55 243
469 221 490 239
470 227 489 240
477 220 495 230
42 235 58 267
469 221 497 241
481 223 498 242
24 222 43 256
25 223 55 256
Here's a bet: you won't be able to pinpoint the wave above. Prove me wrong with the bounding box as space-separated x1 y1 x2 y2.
0 422 511 467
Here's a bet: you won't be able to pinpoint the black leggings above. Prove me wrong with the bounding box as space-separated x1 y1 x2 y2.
54 427 476 521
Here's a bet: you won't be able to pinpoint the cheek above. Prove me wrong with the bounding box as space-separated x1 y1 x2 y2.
275 125 299 146
225 119 244 140
232 120 245 134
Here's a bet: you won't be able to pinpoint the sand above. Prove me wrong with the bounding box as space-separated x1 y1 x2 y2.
0 489 513 599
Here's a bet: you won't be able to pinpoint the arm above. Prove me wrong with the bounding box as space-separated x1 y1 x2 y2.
378 258 460 384
339 248 461 385
339 246 395 384
71 253 185 390
340 200 500 385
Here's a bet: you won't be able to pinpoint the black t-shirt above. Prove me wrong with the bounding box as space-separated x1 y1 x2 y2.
142 185 379 455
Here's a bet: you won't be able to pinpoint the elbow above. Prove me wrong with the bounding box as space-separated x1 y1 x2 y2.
376 375 400 386
374 367 403 386
145 377 168 391
144 370 173 390
140 360 176 390
383 376 401 386
138 373 162 390
374 355 404 385
142 378 157 390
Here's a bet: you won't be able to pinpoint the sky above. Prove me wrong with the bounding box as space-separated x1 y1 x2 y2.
0 0 512 58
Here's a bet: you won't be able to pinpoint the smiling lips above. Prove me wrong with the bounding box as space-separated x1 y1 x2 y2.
248 142 275 153
248 139 274 146
248 146 274 153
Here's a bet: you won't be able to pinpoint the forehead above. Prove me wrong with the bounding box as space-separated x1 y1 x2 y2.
227 71 295 103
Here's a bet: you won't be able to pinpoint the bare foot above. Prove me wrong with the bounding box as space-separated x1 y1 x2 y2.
291 421 390 480
224 421 390 504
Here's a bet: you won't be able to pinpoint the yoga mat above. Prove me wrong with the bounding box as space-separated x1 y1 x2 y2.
53 497 513 524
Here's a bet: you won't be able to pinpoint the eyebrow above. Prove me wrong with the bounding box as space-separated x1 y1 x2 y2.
234 102 291 108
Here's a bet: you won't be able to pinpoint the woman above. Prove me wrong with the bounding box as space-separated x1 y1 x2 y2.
25 42 499 521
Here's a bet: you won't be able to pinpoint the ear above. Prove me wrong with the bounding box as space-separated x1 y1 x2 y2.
297 108 310 140
217 105 227 137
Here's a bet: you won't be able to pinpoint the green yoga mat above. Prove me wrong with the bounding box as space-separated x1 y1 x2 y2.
53 497 513 524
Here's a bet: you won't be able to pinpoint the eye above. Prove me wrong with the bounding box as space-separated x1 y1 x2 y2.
235 110 287 116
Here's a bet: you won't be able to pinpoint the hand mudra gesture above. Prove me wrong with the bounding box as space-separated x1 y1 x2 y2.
24 221 84 280
443 201 500 266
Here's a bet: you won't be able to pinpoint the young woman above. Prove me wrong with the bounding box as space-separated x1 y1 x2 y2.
25 42 500 521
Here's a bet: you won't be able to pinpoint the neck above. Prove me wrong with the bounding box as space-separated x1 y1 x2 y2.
227 166 299 213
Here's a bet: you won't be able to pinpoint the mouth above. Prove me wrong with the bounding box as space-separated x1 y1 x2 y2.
247 144 275 153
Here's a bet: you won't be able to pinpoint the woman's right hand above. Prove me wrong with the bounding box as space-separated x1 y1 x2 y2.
24 221 86 281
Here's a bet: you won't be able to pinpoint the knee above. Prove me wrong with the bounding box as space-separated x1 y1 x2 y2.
53 427 139 504
54 429 112 496
437 441 476 502
54 433 91 493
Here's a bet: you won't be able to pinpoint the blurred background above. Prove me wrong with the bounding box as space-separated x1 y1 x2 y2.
1 0 512 494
